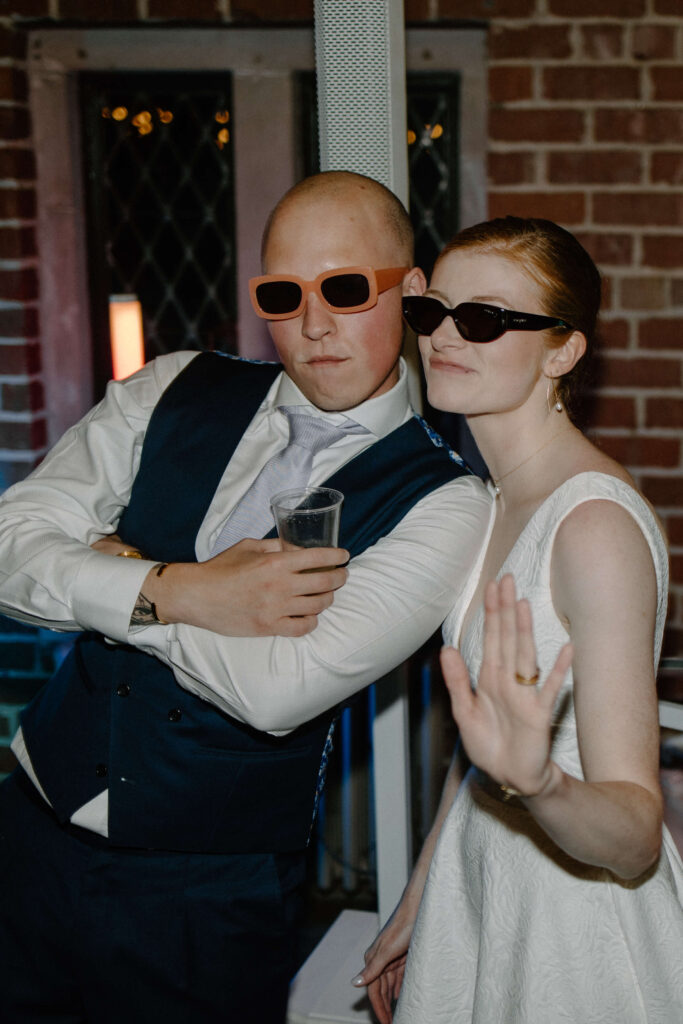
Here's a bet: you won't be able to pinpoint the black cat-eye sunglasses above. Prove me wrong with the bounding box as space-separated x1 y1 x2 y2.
402 295 572 344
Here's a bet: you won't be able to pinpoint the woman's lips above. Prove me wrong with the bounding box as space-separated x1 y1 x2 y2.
429 356 473 374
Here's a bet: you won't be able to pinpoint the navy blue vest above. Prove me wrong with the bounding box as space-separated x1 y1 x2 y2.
21 354 470 853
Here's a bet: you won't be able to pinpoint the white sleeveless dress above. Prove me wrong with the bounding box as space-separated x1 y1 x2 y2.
395 472 683 1024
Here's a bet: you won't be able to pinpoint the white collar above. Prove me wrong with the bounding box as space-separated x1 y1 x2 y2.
272 357 410 440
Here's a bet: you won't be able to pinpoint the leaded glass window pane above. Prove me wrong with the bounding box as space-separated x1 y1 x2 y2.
299 70 460 278
80 73 236 396
406 73 460 278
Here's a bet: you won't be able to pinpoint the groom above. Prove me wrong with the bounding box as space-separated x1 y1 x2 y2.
0 171 490 1023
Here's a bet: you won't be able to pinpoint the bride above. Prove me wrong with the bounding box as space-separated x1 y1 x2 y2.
355 217 683 1023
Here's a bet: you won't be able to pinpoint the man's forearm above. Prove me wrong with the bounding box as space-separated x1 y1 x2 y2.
127 478 492 733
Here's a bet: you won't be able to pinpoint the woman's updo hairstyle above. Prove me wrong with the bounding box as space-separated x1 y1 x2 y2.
436 217 602 418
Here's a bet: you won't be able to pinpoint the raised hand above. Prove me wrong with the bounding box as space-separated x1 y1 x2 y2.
441 574 572 798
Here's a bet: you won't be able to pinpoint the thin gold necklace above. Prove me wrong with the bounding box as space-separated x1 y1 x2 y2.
491 429 564 498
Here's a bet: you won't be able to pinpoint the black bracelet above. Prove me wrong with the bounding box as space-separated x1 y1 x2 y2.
151 562 171 623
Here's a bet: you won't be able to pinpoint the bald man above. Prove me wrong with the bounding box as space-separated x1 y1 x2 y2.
0 172 490 1024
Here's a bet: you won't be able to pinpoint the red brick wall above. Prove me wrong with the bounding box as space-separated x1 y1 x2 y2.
0 0 681 653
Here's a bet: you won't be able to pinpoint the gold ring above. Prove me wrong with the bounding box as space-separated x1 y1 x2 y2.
117 549 143 559
515 670 539 686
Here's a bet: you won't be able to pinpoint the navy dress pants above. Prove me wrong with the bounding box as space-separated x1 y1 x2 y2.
0 769 306 1023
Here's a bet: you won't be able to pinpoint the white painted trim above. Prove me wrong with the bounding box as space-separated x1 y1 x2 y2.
660 700 683 732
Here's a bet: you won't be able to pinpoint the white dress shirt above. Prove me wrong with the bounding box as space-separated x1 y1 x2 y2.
0 350 492 834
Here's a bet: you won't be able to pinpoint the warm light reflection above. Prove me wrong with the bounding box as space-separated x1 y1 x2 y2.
112 107 128 122
109 295 145 380
132 111 153 136
215 110 230 124
216 128 230 149
407 124 444 147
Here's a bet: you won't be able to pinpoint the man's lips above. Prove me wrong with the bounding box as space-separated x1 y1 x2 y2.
305 356 349 365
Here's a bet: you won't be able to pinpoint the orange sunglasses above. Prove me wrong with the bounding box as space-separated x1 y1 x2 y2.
249 266 409 320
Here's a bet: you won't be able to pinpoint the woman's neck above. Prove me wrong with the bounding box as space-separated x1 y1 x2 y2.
468 407 576 504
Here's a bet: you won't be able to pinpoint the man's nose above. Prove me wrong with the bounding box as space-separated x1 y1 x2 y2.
301 292 335 339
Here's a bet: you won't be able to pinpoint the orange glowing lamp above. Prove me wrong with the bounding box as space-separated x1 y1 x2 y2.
109 295 145 380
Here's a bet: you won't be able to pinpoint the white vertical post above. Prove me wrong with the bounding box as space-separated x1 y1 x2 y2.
314 0 412 926
314 0 408 204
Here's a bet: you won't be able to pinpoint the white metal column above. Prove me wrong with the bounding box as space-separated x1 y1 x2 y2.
314 0 412 929
289 4 412 1019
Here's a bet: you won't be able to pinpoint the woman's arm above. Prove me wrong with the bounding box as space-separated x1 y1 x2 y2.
525 499 663 878
442 500 664 881
355 742 469 1024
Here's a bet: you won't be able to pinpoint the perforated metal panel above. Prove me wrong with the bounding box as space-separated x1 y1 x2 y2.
314 0 408 204
314 0 413 928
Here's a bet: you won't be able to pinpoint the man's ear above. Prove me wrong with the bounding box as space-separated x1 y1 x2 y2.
402 266 427 297
544 330 586 379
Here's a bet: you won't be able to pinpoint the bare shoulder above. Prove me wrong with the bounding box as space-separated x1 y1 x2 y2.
554 491 659 565
551 491 659 625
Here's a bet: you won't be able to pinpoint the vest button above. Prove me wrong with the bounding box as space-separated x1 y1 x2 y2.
116 682 131 697
168 708 182 723
95 763 108 777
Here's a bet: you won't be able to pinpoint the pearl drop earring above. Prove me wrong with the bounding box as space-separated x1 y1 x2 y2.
553 380 563 412
547 379 563 413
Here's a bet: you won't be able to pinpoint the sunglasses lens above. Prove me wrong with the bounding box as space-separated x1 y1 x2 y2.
402 297 447 335
255 280 303 315
321 273 370 309
456 303 504 343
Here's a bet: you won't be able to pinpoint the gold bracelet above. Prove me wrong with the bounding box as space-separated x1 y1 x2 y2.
117 548 144 559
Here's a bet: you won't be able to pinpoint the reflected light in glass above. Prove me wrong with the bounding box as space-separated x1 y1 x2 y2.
109 295 145 380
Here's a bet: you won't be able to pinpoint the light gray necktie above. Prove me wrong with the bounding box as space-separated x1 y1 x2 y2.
211 405 368 554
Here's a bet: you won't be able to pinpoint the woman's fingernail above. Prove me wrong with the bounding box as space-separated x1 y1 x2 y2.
350 974 365 987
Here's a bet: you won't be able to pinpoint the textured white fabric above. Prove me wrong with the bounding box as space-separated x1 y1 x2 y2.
396 472 683 1024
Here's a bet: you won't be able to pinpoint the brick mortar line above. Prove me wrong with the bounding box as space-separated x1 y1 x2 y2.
624 465 683 474
0 410 45 421
488 143 683 149
488 102 683 110
488 185 683 192
598 391 683 399
0 448 45 460
489 63 683 70
485 16 677 23
592 427 683 434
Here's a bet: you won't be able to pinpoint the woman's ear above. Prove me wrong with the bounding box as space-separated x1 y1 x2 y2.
544 330 586 379
402 266 427 297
